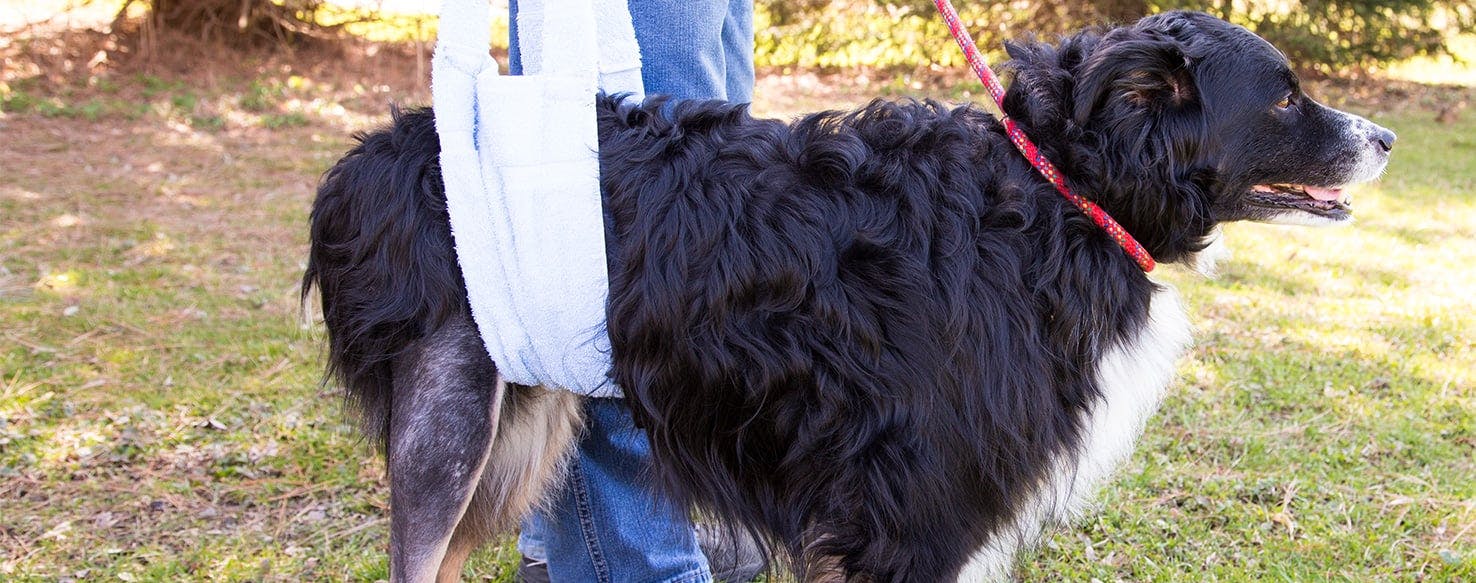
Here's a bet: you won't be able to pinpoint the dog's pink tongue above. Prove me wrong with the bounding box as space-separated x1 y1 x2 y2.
1305 186 1343 202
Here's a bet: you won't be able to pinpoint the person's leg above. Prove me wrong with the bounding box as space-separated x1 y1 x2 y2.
512 0 753 101
508 1 763 581
644 8 765 580
721 0 755 103
508 0 522 75
628 0 732 100
528 398 711 582
507 4 713 576
515 513 550 583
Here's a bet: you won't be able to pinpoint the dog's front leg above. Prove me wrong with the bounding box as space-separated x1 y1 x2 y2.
386 322 504 583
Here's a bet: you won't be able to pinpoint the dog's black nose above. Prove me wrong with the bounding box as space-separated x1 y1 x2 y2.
1373 126 1396 152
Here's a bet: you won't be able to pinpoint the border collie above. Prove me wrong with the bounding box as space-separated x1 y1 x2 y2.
303 11 1394 582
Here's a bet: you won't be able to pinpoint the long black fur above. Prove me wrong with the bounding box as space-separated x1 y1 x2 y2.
303 11 1393 581
600 96 1157 579
303 107 464 448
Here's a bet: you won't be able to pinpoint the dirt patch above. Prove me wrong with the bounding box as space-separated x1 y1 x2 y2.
2 8 437 129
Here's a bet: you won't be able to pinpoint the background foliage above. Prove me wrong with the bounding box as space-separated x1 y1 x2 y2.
754 0 1476 74
116 0 1475 75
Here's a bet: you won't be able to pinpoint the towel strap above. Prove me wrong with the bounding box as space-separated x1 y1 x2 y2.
437 0 644 96
430 1 643 396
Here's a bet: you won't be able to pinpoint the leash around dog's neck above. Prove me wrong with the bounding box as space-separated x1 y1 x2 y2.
932 0 1156 272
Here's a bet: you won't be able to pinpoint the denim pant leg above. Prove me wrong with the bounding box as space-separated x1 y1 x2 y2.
627 0 754 102
523 398 711 583
511 0 754 103
721 0 756 103
510 1 755 581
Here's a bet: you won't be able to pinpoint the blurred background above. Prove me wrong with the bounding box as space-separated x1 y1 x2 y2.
1 1 1472 581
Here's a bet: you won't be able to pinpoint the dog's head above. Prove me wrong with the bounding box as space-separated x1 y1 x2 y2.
1003 11 1395 264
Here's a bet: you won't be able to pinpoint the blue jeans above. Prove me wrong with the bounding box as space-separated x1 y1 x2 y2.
509 0 753 103
518 399 711 583
510 1 755 582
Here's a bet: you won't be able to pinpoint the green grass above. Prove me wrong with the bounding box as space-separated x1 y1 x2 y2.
0 71 368 132
2 72 1473 583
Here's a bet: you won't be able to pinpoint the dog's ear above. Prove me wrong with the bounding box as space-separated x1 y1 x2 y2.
1072 37 1195 124
1003 39 1034 62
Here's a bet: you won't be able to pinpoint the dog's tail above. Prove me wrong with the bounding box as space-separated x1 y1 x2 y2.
302 106 465 448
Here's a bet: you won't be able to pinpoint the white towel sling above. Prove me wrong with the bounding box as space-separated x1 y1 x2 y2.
431 0 643 397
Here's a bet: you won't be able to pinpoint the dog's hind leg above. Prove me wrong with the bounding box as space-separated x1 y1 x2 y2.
386 319 505 583
386 316 585 582
434 384 584 582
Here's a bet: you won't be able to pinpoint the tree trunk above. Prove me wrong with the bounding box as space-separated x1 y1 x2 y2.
1096 0 1150 24
124 0 326 49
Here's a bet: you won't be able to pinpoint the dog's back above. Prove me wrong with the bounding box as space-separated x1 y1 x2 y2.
593 97 1163 579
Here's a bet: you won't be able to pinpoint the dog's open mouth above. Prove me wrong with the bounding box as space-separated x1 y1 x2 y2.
1249 183 1352 219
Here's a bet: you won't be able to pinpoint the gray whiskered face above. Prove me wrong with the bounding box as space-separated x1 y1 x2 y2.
1181 17 1396 226
1236 101 1394 226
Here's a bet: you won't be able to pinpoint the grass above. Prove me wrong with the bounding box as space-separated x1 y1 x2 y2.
0 113 407 581
2 34 1474 583
0 70 388 131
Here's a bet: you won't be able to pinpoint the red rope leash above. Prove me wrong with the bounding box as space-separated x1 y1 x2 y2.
932 0 1156 272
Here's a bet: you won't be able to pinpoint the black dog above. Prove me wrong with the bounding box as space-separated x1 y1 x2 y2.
304 11 1393 582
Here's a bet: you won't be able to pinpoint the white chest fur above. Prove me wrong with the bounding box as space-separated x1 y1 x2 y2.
958 286 1193 582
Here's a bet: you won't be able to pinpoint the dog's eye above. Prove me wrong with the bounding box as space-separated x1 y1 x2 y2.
1274 94 1294 110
